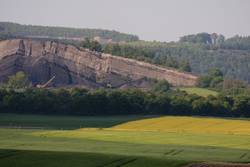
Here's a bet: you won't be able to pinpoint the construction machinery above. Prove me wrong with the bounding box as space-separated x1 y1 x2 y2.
36 76 56 88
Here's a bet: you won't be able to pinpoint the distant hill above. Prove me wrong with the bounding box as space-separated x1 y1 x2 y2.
0 22 139 42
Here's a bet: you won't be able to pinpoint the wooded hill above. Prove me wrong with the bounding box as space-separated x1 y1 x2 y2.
102 34 250 83
0 22 139 42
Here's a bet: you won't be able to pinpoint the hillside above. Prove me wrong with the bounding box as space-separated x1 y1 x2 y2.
0 39 198 87
0 22 139 42
103 38 250 83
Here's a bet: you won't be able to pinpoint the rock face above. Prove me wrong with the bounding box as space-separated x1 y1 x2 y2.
0 39 198 87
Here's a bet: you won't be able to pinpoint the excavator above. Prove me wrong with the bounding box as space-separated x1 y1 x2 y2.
36 76 56 88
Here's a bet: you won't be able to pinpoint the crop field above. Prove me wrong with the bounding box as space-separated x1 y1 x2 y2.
179 87 219 97
112 116 250 135
0 114 147 129
0 149 188 167
0 114 250 167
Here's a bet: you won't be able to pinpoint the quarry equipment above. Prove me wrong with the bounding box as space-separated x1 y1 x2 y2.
36 76 56 88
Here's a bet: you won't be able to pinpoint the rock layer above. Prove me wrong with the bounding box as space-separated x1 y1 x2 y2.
0 39 198 87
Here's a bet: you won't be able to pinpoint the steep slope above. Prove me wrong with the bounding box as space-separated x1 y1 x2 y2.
0 39 198 87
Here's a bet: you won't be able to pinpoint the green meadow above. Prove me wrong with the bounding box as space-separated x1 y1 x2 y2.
0 114 147 129
179 87 219 97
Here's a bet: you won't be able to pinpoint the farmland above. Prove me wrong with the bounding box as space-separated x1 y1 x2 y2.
0 149 187 167
111 116 250 135
0 114 147 129
0 114 250 167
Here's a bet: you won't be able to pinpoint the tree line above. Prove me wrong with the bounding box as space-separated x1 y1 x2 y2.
0 71 249 117
0 88 249 117
0 22 139 42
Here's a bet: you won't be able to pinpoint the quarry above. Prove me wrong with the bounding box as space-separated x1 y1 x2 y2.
0 39 198 88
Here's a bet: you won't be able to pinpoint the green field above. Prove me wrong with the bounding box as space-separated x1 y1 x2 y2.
0 114 250 167
0 114 148 129
180 87 219 97
0 149 187 167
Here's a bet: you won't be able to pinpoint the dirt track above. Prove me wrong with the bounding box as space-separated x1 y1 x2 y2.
184 162 250 167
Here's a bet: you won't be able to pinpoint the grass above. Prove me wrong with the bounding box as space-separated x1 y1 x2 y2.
0 149 188 167
0 113 148 129
0 128 250 162
179 87 218 97
0 114 250 166
36 128 250 150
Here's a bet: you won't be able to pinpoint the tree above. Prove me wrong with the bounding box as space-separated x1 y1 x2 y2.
192 98 211 116
4 71 30 89
208 68 223 78
209 76 223 88
222 79 250 96
198 76 212 88
153 80 170 93
232 96 250 117
81 38 102 52
179 33 212 44
198 68 223 89
179 60 191 72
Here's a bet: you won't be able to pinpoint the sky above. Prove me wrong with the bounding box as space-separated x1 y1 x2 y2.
0 0 249 42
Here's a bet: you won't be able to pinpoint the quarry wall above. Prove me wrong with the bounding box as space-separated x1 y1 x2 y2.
0 39 198 87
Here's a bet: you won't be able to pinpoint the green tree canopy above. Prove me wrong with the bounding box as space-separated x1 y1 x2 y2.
153 80 170 93
4 71 30 89
81 38 102 52
198 68 224 89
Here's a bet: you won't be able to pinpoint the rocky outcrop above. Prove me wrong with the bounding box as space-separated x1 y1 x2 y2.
0 39 198 87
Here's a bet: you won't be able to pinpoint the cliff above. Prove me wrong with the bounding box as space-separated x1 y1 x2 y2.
0 39 198 87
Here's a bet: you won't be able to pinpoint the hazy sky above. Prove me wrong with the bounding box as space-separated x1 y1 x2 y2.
0 0 249 41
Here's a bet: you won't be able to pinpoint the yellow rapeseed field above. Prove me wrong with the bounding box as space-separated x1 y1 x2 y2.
33 116 250 150
111 116 250 135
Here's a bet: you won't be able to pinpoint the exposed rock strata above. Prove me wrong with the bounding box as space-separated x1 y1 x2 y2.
0 39 198 87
